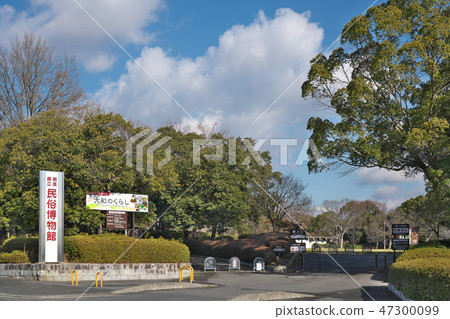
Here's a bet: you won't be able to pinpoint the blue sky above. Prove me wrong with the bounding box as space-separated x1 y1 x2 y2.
0 0 425 210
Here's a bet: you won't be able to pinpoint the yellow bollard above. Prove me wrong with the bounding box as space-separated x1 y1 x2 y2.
179 265 194 284
96 272 103 288
71 270 78 286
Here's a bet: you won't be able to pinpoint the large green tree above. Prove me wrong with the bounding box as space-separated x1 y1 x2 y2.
301 0 449 185
0 107 156 236
150 127 274 239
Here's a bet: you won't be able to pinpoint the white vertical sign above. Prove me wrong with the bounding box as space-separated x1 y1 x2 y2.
39 171 64 263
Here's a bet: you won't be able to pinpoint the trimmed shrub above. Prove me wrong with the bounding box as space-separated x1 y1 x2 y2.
0 250 30 263
1 236 39 262
409 240 450 249
388 258 450 301
185 238 275 263
64 234 190 263
397 247 450 262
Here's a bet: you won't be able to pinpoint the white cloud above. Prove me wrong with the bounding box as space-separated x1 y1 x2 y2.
371 184 425 210
94 8 324 140
0 0 164 71
372 185 400 200
354 168 426 210
84 53 117 72
356 167 423 185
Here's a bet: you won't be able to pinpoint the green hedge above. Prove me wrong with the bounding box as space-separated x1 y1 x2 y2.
65 234 190 263
0 237 39 262
411 240 450 249
0 250 30 263
388 257 450 301
1 234 190 263
397 247 450 262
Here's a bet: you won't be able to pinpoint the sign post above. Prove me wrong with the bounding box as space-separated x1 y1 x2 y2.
39 171 64 263
106 211 127 229
290 229 307 271
392 224 410 261
273 245 285 265
86 192 148 237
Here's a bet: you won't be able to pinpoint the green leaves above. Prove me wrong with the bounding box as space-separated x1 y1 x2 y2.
301 0 449 186
0 108 156 235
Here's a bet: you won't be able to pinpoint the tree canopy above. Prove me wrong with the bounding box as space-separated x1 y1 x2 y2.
0 107 283 239
301 0 449 186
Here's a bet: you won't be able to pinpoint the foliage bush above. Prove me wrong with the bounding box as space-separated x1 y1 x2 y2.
388 258 450 301
64 234 190 263
185 238 275 263
397 247 450 262
410 240 449 249
0 250 30 263
0 236 39 262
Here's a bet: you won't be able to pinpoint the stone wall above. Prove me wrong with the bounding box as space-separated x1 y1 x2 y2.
0 263 191 281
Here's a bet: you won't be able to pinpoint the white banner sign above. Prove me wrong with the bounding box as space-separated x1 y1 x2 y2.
39 171 64 263
86 192 148 212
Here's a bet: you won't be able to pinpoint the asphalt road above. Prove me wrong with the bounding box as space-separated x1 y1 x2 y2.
0 254 400 301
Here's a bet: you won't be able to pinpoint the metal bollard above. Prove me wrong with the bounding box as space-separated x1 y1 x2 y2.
71 270 78 286
384 255 387 270
375 254 378 269
96 272 103 288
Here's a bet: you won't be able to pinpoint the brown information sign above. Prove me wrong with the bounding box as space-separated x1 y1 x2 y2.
410 227 419 245
106 211 127 229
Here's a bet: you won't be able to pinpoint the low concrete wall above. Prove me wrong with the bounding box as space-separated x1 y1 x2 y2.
0 263 191 281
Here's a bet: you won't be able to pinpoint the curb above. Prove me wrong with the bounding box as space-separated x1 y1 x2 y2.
387 283 414 301
111 282 216 294
229 291 315 301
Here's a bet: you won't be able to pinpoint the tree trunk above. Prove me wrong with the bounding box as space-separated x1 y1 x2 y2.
340 233 344 249
269 218 276 233
210 225 217 240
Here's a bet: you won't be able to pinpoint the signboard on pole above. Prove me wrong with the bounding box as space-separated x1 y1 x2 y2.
290 229 306 239
39 171 64 263
290 243 306 253
86 193 148 212
392 223 410 251
392 224 409 235
273 245 285 252
106 211 127 229
392 239 410 250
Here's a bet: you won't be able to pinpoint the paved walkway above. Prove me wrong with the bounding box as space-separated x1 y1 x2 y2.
0 254 399 301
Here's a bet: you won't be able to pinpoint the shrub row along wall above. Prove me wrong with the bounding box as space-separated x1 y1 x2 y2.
388 246 450 301
0 251 30 263
1 234 190 264
185 239 275 263
1 237 38 262
65 235 190 263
